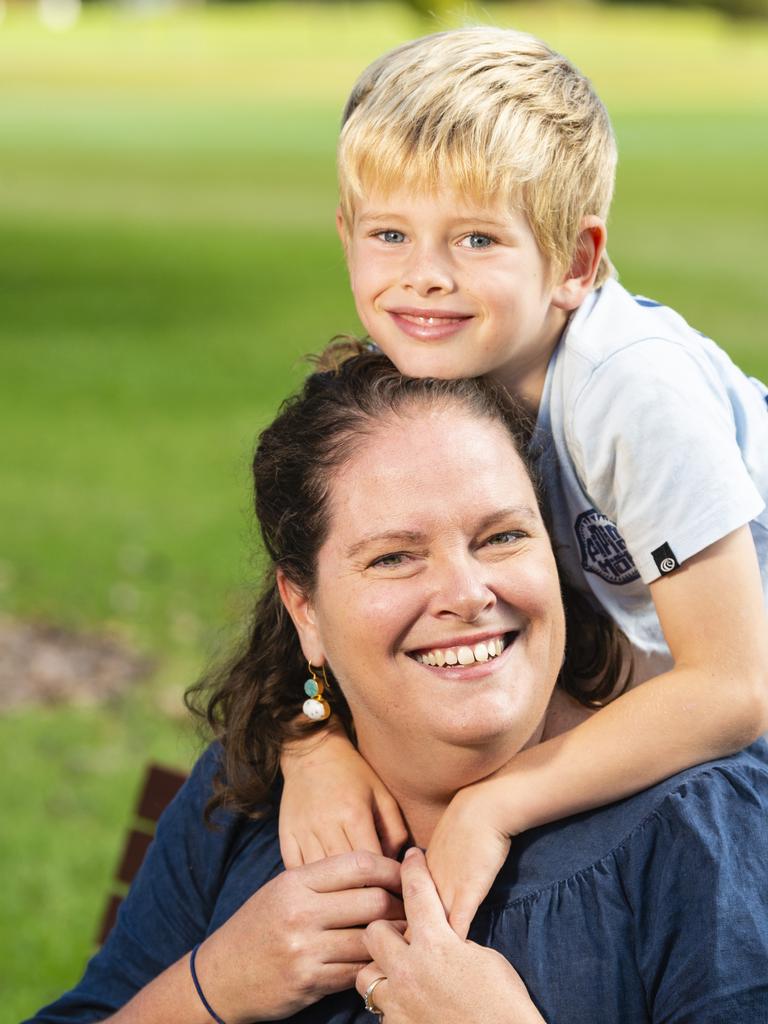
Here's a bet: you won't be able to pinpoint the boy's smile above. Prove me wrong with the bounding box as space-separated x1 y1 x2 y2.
338 186 589 409
387 306 472 341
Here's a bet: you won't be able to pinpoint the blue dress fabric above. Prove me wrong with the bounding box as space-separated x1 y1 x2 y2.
27 740 768 1023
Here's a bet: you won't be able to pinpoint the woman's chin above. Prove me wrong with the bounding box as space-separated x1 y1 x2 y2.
422 696 546 756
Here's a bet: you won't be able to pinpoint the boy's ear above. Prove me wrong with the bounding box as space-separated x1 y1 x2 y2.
276 569 326 666
551 216 607 311
335 206 349 255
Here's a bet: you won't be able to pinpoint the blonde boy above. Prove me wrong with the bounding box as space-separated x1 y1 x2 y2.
281 27 768 935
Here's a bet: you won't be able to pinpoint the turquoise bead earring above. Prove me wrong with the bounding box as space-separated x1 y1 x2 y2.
302 662 331 721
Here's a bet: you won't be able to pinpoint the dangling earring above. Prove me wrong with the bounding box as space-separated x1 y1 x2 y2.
302 662 331 721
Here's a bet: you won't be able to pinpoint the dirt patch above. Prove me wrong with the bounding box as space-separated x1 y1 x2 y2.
0 616 155 710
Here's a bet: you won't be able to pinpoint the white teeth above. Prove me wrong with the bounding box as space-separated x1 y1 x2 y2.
457 646 474 666
414 634 509 667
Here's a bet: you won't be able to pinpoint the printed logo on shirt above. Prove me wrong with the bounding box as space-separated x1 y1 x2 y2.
651 542 680 576
575 509 640 586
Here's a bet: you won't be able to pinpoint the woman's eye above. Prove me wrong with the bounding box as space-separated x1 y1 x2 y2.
486 530 525 546
370 551 408 568
376 230 406 244
460 233 495 250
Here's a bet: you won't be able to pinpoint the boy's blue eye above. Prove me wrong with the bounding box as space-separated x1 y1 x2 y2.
377 230 406 244
462 233 495 249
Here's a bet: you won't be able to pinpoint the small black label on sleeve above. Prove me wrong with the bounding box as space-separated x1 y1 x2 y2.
651 542 680 575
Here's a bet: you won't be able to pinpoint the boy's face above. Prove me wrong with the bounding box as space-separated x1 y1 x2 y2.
338 185 582 409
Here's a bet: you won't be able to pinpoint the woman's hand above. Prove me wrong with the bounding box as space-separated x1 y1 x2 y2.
356 848 545 1024
426 776 515 939
279 718 409 865
196 851 405 1024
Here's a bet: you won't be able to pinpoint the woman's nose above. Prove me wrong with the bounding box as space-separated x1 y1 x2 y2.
431 560 496 622
401 243 455 296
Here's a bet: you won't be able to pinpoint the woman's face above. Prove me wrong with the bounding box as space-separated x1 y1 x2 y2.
293 405 566 759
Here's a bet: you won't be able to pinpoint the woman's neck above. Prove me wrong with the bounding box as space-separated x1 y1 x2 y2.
357 690 592 848
358 730 526 848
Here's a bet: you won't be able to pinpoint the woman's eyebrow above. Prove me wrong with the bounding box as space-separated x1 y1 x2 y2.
476 505 541 531
346 530 426 559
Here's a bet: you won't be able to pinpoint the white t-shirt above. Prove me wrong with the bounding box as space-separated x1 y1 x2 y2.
532 279 768 680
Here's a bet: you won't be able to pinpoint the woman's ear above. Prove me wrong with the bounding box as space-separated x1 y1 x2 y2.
551 216 607 311
276 569 326 665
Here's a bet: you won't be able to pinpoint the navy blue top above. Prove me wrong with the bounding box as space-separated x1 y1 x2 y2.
27 740 768 1023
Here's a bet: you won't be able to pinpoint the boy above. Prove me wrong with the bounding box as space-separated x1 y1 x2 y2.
279 26 768 936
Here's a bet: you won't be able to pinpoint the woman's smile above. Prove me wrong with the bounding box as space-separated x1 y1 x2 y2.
408 630 521 681
409 628 518 667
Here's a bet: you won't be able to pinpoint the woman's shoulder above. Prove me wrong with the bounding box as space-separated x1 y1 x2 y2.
155 742 284 921
475 742 768 1021
485 738 768 909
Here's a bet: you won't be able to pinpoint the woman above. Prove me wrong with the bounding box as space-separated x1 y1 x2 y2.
28 350 768 1023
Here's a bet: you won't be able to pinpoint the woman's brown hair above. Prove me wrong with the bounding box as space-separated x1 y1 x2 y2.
187 344 628 819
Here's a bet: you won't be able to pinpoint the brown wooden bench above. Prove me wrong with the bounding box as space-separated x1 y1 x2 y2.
96 763 188 946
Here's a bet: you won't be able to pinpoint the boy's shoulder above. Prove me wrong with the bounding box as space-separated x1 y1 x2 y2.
547 278 761 429
561 278 709 373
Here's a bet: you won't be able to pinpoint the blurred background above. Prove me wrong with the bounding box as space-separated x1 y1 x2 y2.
1 0 766 1014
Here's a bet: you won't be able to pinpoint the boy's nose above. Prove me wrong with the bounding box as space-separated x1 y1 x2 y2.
401 244 455 296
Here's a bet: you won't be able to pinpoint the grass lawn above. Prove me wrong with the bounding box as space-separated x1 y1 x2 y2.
2 2 767 1015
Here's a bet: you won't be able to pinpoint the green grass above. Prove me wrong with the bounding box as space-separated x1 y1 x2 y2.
2 2 767 1016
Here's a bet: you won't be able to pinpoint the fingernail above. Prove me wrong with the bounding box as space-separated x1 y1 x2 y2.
403 847 420 861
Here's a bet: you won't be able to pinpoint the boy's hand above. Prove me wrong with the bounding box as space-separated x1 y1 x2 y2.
426 778 515 940
280 720 408 867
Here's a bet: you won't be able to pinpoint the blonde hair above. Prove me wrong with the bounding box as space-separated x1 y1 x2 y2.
338 26 617 286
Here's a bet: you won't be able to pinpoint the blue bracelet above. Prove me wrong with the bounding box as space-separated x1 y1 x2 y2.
190 943 227 1024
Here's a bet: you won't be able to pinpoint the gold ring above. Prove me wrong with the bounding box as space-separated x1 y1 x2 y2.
363 975 386 1016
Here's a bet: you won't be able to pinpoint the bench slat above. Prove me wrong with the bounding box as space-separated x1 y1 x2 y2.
95 763 189 947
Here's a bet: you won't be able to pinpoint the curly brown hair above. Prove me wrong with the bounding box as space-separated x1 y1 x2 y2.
186 344 628 819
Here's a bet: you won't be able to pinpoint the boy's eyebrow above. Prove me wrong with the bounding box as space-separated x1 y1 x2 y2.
346 506 541 559
355 210 510 229
356 212 398 226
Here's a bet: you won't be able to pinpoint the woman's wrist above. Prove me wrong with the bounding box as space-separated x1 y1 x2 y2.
189 944 227 1024
187 937 239 1024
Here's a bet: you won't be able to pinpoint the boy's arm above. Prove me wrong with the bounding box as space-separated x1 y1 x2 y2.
279 717 408 866
428 524 768 938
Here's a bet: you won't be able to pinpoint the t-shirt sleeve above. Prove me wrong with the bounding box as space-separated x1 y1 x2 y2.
618 749 768 1022
24 744 240 1023
568 339 765 582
